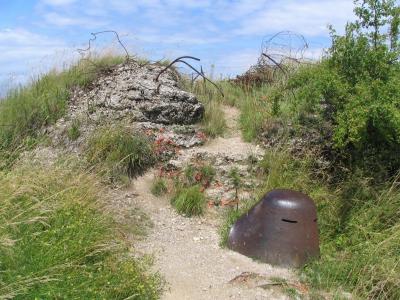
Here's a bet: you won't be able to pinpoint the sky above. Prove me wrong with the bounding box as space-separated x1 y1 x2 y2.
0 0 357 95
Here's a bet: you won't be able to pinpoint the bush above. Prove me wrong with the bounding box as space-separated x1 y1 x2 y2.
86 125 155 182
272 0 400 179
151 177 168 196
0 163 162 299
171 185 206 216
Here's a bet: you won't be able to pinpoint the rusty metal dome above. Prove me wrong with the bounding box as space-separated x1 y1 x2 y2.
227 189 319 268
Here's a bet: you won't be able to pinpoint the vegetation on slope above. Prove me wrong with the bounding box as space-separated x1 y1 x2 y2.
217 1 400 298
182 79 227 137
86 125 155 183
0 162 162 299
0 55 125 169
0 55 165 298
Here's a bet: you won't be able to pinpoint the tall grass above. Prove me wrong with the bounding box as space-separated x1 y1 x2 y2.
219 144 400 298
183 80 227 137
305 176 400 299
0 55 126 168
171 185 206 216
86 125 155 183
0 162 162 299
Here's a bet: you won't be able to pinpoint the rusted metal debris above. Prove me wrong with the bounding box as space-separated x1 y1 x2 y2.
77 30 130 61
228 189 319 268
155 56 224 97
233 31 310 87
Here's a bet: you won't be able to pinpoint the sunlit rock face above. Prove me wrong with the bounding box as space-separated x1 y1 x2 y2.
74 61 204 125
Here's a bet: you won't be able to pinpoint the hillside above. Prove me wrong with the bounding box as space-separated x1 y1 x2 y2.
1 1 400 299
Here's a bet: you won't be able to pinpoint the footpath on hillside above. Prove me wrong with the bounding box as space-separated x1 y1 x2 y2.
122 106 297 300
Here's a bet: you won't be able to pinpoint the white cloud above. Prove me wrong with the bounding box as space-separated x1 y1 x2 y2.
0 28 74 90
234 0 355 36
43 12 107 27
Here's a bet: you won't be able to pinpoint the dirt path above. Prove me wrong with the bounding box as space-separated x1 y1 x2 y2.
128 106 296 299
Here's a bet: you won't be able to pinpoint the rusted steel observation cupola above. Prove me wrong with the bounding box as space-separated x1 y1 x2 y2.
228 189 319 268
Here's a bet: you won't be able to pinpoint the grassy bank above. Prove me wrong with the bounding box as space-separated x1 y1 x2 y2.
0 55 165 299
0 161 162 299
86 124 155 184
0 55 125 169
218 147 400 298
216 1 400 297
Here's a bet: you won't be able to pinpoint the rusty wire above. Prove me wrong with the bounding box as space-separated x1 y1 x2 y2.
77 30 130 61
155 56 224 97
234 31 311 87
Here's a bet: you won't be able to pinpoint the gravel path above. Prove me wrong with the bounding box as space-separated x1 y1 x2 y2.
128 106 296 299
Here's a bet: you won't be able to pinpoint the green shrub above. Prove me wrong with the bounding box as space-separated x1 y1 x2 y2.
151 177 168 196
0 163 162 299
171 185 206 216
86 125 155 182
271 0 400 178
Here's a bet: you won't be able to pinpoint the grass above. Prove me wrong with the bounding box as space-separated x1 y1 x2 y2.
213 59 400 298
183 80 227 137
202 101 227 137
219 206 247 247
67 119 81 141
151 177 168 196
182 163 216 187
199 163 216 185
219 143 400 299
188 79 278 142
86 125 155 183
0 161 162 299
0 55 126 168
304 178 400 299
171 185 206 216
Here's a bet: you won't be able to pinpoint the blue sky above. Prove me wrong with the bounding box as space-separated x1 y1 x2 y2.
0 0 357 95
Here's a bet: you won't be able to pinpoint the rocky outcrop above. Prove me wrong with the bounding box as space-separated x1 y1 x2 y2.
47 60 205 151
70 61 204 125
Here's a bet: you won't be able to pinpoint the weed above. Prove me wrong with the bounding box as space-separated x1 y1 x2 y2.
151 177 168 196
171 185 206 216
67 119 81 141
198 163 216 186
86 125 155 182
228 167 242 209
